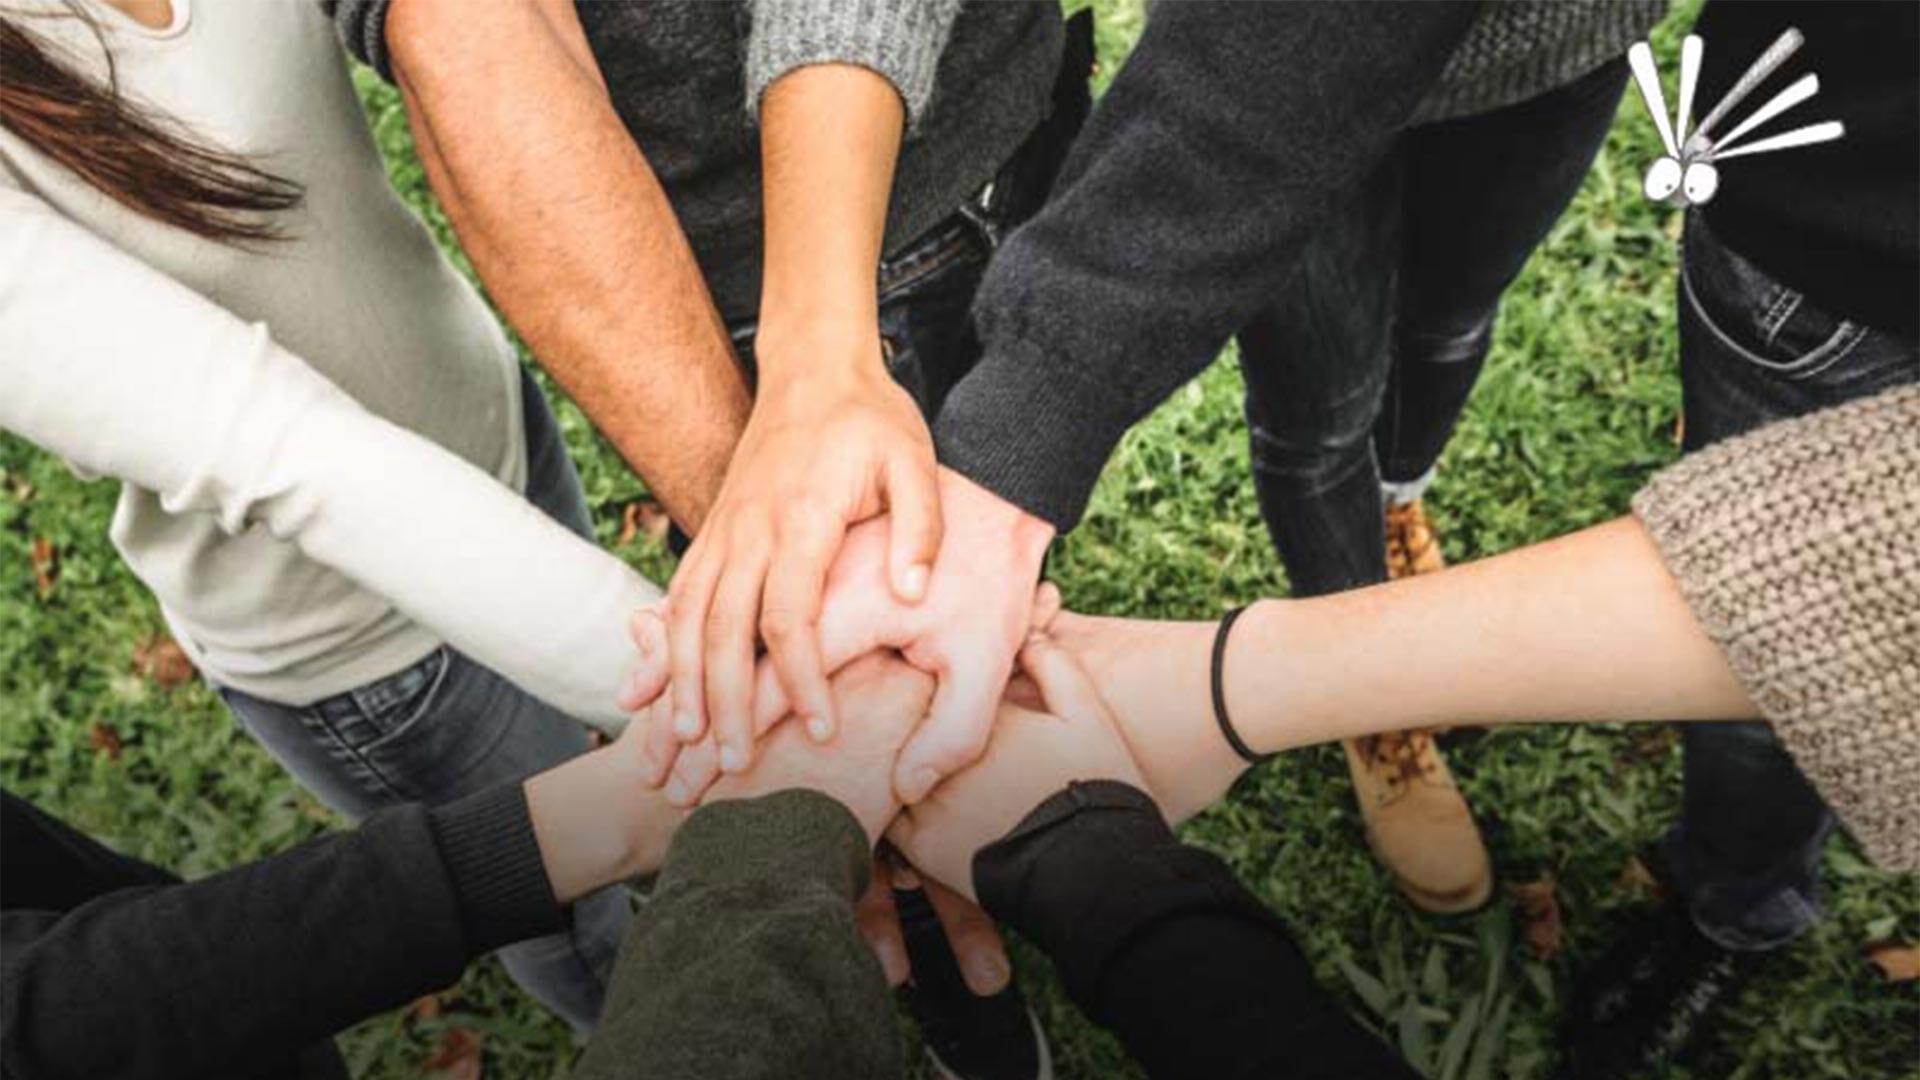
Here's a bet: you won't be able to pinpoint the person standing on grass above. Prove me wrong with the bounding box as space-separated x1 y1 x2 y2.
650 0 1665 919
0 0 702 1032
343 0 1090 1072
1554 4 1917 1076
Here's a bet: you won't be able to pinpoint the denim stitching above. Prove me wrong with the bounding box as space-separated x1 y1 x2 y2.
295 706 405 803
1683 262 1862 378
1761 292 1802 348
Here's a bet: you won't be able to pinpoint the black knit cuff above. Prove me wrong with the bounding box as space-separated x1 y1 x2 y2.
975 781 1284 1016
426 783 566 955
931 337 1141 532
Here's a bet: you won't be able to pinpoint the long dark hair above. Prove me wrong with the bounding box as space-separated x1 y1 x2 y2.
0 7 301 244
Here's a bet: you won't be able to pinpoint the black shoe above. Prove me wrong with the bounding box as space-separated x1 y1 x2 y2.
895 887 1053 1080
1560 899 1765 1080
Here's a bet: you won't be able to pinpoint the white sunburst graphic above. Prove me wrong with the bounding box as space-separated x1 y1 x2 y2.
1627 28 1846 207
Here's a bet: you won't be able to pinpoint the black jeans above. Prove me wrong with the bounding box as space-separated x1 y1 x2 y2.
1658 215 1918 949
1238 59 1628 597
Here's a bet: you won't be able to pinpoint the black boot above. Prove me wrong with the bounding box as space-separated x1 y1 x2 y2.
1560 899 1766 1080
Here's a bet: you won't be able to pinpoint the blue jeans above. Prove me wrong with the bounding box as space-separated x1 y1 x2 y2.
1659 216 1918 950
1238 59 1628 597
221 369 628 1033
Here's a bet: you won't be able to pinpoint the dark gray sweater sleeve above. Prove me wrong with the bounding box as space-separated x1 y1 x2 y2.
574 789 901 1080
932 1 1481 530
0 785 560 1080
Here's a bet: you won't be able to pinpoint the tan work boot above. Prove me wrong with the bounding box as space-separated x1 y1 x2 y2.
1343 496 1492 914
1343 731 1493 913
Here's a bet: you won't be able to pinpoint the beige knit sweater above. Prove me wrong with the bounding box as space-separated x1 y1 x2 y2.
1633 383 1919 872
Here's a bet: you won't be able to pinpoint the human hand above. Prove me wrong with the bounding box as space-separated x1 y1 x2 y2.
852 858 1014 995
736 468 1055 805
662 350 941 776
887 632 1145 903
702 651 933 846
1029 594 1249 823
524 703 685 905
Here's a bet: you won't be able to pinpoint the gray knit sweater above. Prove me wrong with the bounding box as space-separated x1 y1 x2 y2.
1634 383 1920 873
328 0 1061 321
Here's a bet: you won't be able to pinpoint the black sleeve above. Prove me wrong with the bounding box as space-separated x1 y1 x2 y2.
977 781 1418 1080
574 789 902 1080
319 0 399 82
932 1 1480 529
0 785 561 1080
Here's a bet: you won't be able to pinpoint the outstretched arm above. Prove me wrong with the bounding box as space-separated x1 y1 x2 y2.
376 0 751 532
0 187 665 729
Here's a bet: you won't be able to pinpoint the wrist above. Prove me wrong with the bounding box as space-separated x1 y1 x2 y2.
751 321 889 391
526 744 675 904
939 466 1055 568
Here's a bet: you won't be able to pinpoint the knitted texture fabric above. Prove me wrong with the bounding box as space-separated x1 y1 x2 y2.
1414 0 1667 123
745 0 963 123
1633 384 1920 872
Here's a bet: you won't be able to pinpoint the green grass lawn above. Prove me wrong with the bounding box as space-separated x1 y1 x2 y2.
2 3 1914 1078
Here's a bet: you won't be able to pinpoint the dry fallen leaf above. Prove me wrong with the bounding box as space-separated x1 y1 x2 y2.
133 634 195 688
1511 876 1565 961
88 723 123 761
30 538 56 599
1866 942 1920 983
406 993 446 1024
422 1026 483 1080
617 499 671 547
1617 855 1666 900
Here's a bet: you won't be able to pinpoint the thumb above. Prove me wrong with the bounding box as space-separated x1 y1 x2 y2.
1018 631 1108 726
893 655 1001 804
884 455 943 603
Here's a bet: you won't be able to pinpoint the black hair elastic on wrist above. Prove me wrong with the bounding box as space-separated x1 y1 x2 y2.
1211 605 1273 765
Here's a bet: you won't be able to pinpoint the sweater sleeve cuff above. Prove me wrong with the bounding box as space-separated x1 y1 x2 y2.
322 0 397 84
932 337 1142 532
745 0 962 125
1630 383 1920 873
663 789 873 901
974 781 1284 1014
427 783 566 955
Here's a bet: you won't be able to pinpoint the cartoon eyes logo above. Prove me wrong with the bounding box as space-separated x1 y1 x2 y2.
1628 28 1845 207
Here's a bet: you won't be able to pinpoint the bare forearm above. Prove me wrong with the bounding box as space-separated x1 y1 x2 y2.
387 0 748 531
755 63 904 374
1233 517 1755 753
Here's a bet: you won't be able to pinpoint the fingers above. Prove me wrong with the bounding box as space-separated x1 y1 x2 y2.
1017 632 1109 725
1028 581 1063 633
893 656 1001 804
640 694 682 787
615 608 670 712
705 545 770 774
883 455 942 604
923 878 1010 996
666 558 717 743
761 512 843 743
854 863 909 987
664 735 722 807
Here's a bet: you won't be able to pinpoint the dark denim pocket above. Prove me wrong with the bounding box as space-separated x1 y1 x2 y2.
1678 218 1918 448
339 647 452 749
1683 220 1911 386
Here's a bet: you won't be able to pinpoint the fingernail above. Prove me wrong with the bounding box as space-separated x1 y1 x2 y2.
890 864 921 889
807 716 833 741
674 710 700 739
965 953 1010 995
719 745 745 773
899 564 928 600
665 777 689 805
